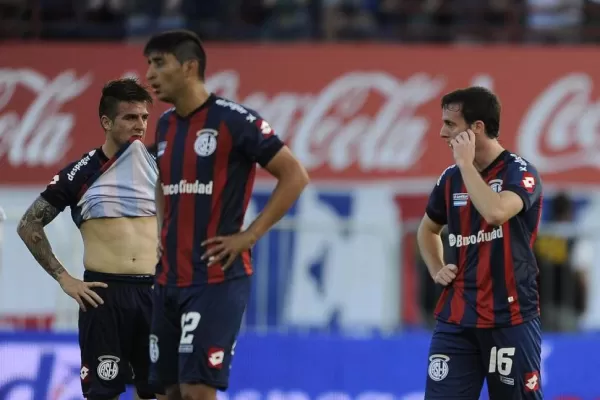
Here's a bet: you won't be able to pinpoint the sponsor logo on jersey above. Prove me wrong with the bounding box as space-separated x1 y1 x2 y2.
67 150 96 181
448 226 504 248
162 180 213 196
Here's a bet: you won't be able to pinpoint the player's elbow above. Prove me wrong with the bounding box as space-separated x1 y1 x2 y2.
273 156 310 191
483 210 509 226
285 165 310 198
484 191 525 226
266 148 310 190
16 220 25 239
16 218 33 240
294 163 310 189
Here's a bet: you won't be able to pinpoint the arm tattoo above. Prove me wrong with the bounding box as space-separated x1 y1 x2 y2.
17 197 66 280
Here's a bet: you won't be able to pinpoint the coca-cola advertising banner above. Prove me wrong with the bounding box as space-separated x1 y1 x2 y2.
1 43 599 185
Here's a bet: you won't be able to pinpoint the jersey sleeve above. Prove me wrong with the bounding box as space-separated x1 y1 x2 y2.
234 111 285 168
425 167 452 226
39 163 78 212
501 155 542 212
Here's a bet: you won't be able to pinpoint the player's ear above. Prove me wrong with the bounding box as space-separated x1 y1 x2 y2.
471 121 485 137
100 115 112 132
182 59 198 79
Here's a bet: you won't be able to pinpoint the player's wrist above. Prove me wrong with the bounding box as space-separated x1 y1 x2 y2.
456 160 474 171
56 270 72 286
243 228 260 246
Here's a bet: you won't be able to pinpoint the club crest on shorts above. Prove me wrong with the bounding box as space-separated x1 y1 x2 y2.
149 334 159 363
489 179 503 193
194 129 218 157
97 355 120 381
428 354 450 381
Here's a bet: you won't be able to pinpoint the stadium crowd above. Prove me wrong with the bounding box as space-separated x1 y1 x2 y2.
2 0 600 43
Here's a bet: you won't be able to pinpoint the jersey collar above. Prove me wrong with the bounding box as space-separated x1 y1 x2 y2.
480 150 509 176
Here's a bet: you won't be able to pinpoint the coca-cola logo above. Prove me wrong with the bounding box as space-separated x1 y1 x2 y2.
0 68 92 167
3 65 598 181
517 73 600 173
206 70 446 172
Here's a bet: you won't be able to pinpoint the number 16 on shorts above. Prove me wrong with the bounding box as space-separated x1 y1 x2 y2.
488 346 515 384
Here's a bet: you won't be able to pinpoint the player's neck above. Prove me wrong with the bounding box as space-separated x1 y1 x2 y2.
174 84 210 118
101 139 120 159
473 142 505 172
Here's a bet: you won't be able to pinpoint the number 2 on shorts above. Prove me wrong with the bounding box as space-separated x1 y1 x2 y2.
180 312 201 345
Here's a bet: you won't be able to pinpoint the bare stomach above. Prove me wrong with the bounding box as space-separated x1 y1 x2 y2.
80 216 158 275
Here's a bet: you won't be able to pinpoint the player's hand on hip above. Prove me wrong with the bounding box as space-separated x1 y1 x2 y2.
201 230 258 271
59 275 107 312
434 264 458 286
451 130 476 168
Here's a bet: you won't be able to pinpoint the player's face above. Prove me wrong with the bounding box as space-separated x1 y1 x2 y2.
440 105 471 147
146 52 186 103
106 101 149 145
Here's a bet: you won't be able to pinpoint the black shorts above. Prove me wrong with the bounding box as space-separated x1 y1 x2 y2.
425 317 543 399
78 271 165 400
149 276 251 390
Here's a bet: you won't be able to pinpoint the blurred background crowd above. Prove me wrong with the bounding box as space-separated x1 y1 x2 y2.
2 0 600 44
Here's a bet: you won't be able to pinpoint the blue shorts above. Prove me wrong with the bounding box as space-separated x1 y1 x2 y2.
149 277 251 390
425 317 543 400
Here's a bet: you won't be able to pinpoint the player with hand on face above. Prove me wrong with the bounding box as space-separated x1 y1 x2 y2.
418 87 544 399
144 30 309 400
17 78 166 400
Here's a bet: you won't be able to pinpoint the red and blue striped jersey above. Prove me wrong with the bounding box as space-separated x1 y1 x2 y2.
154 94 284 287
426 150 543 328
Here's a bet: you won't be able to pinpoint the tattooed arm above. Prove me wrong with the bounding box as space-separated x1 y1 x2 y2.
17 196 107 310
16 196 67 281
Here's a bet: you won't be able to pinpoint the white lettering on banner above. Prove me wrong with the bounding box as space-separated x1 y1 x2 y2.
448 226 504 248
3 68 597 176
162 180 213 196
0 343 84 399
206 71 446 171
0 69 92 167
0 340 554 400
518 73 600 173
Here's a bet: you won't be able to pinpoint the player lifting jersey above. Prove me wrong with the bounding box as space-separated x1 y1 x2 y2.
17 78 166 400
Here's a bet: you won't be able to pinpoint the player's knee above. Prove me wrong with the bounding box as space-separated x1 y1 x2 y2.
166 385 183 400
180 383 217 400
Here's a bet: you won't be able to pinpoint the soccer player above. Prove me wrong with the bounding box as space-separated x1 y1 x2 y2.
17 78 166 400
417 87 543 399
143 30 309 400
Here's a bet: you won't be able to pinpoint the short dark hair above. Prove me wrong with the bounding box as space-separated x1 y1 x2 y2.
99 78 153 121
143 30 206 80
441 87 501 138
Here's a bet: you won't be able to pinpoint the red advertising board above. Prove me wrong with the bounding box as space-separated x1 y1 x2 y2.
1 43 600 186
